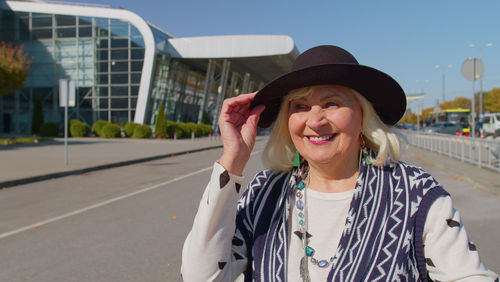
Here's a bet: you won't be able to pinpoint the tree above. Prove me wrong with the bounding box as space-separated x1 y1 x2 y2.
0 42 32 96
482 88 500 113
32 94 44 134
155 104 168 138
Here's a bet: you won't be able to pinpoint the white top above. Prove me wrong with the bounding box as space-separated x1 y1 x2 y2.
181 162 499 281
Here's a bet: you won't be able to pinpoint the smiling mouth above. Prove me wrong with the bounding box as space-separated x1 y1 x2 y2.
307 134 336 143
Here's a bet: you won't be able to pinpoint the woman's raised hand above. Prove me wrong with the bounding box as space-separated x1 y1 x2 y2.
218 92 265 176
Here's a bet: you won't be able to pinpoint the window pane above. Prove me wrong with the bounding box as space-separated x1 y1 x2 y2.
98 50 108 60
78 16 92 26
111 73 128 84
98 39 108 48
98 28 108 37
57 27 76 38
111 38 128 48
98 62 108 73
131 73 141 84
32 28 53 39
131 98 137 109
111 61 128 72
99 98 109 108
32 16 52 28
111 98 128 108
131 86 139 96
78 27 92 37
131 48 144 59
131 36 144 48
111 49 128 60
98 74 109 84
111 86 128 96
56 15 75 26
110 24 128 37
97 87 108 96
131 61 143 72
130 25 141 36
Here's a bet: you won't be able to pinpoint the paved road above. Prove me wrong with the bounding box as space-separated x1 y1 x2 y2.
0 141 498 281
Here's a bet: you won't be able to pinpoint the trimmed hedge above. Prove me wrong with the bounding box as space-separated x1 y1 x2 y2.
101 123 121 138
132 124 152 138
40 122 59 137
91 120 110 137
124 122 139 137
165 121 213 139
70 121 90 137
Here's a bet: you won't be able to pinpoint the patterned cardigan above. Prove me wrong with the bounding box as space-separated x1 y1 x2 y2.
234 160 449 281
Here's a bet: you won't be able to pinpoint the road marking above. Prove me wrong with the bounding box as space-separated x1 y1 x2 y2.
0 149 263 240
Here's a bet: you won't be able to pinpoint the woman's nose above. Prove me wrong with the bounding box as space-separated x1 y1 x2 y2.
305 106 328 129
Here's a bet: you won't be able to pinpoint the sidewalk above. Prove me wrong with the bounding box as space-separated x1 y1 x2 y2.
2 136 500 197
1 136 226 188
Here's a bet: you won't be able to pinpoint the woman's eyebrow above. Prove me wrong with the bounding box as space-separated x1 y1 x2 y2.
319 93 338 101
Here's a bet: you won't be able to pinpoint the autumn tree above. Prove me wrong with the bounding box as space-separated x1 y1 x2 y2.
482 88 500 113
0 42 32 96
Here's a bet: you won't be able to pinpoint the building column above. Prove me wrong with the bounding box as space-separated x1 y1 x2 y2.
212 59 230 132
241 72 251 93
197 59 214 124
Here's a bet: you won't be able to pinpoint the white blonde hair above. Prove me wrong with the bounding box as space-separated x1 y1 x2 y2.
262 85 401 172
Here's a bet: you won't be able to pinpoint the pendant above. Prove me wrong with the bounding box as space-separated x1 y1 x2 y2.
300 256 311 282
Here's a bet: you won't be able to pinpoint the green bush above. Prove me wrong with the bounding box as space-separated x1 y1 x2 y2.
123 121 139 137
40 122 59 137
132 124 152 138
185 122 200 137
70 121 90 137
197 123 213 136
100 123 121 138
91 120 110 137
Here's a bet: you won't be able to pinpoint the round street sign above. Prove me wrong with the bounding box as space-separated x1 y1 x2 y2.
461 58 484 81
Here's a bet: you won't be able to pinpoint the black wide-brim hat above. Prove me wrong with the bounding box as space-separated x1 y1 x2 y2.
251 45 407 128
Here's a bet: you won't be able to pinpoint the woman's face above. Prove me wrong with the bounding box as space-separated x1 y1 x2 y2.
288 85 363 169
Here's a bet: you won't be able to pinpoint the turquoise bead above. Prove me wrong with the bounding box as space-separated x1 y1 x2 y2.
298 212 304 218
305 246 315 257
296 181 305 190
299 220 305 226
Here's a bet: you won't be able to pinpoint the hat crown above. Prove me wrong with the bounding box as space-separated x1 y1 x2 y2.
291 45 359 72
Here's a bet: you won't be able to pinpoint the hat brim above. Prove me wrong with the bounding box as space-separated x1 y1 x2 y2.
251 63 406 128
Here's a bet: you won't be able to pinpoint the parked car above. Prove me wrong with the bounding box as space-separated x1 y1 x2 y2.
395 123 416 130
425 122 463 135
481 113 500 137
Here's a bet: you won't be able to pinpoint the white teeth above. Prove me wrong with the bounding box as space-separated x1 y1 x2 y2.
309 135 333 142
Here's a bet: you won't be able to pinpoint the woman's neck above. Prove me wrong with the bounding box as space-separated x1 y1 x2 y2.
306 157 359 193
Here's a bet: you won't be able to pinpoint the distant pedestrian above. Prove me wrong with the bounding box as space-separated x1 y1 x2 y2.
182 45 498 281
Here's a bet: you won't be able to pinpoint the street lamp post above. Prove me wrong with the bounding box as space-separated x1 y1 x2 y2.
469 43 493 115
434 64 452 104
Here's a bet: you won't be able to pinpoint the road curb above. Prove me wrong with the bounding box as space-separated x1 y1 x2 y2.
1 144 224 189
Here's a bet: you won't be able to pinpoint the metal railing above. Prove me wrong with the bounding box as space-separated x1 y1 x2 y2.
404 131 500 173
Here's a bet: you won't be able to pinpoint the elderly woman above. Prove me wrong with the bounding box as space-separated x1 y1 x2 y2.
182 45 498 281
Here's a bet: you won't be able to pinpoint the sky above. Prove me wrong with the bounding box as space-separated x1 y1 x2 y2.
63 0 500 112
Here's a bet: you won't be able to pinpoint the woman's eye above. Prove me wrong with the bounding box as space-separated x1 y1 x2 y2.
324 102 337 108
293 103 309 110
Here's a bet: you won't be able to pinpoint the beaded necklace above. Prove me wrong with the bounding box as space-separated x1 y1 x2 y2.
295 173 335 282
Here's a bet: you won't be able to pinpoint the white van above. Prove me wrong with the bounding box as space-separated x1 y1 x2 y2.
481 113 500 137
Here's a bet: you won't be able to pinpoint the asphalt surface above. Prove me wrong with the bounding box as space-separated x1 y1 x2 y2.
0 136 499 281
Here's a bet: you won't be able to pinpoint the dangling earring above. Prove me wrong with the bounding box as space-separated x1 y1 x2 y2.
359 133 370 167
294 150 301 167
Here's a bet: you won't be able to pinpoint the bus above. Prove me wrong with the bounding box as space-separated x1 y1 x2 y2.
430 108 471 135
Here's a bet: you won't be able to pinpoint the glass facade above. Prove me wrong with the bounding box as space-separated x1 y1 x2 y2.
0 5 266 135
0 9 148 134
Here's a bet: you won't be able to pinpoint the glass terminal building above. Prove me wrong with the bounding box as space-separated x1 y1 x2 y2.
0 0 297 134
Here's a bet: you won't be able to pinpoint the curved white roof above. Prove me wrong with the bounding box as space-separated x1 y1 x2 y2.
167 35 296 59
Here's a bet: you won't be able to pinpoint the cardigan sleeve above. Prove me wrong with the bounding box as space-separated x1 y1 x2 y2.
423 195 499 281
181 162 248 282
